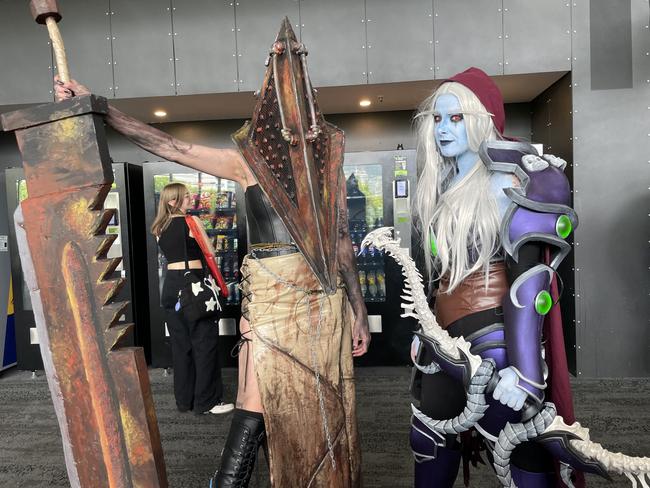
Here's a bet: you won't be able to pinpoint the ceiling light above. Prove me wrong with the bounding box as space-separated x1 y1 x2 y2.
154 110 167 117
359 99 371 107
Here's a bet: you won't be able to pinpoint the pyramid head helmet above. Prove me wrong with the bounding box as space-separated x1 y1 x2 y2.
233 18 345 294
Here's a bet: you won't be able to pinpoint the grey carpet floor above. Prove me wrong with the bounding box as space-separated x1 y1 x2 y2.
0 367 648 487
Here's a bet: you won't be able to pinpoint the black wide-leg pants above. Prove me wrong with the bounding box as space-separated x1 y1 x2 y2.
161 269 223 413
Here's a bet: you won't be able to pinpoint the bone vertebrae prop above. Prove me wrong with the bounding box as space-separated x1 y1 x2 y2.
362 227 650 488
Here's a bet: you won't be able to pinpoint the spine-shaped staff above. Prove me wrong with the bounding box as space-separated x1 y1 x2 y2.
362 226 650 488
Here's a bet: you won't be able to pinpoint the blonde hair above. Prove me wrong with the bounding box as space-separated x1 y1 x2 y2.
413 82 501 292
151 182 189 237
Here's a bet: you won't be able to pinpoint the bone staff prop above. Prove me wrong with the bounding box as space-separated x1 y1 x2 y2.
362 227 650 488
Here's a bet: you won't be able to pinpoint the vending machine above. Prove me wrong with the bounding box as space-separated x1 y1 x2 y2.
4 164 149 370
142 162 246 368
343 150 418 366
0 170 16 372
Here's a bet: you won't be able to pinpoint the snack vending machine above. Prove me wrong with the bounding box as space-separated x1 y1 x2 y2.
143 162 245 368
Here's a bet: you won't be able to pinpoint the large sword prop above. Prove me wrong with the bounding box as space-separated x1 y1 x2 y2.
362 227 649 488
0 2 167 486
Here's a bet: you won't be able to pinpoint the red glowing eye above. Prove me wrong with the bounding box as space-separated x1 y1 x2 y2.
450 114 464 123
433 115 442 123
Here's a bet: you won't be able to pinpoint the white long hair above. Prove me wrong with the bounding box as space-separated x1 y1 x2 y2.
413 82 501 292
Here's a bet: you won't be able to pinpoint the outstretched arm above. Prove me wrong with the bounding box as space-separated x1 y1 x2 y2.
54 77 254 187
336 176 370 357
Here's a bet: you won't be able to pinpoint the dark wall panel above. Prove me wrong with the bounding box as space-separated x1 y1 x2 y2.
299 0 367 87
57 0 114 98
172 0 238 95
366 0 434 83
110 0 175 97
434 0 503 79
0 0 53 105
235 1 300 93
504 0 571 74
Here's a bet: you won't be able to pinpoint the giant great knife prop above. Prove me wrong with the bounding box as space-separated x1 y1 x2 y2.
361 227 649 488
0 1 167 486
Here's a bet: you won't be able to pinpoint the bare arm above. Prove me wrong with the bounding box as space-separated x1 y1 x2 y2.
336 179 370 357
54 77 254 187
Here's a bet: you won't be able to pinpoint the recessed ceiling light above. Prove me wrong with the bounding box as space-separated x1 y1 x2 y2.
359 99 371 107
154 110 167 117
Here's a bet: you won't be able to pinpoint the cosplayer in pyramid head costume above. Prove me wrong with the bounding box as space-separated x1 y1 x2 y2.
210 19 368 488
55 19 369 488
359 67 649 488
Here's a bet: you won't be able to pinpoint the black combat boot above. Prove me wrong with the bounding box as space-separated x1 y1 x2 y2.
209 409 266 488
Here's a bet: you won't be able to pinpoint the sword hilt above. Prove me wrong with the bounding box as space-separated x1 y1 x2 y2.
30 0 70 83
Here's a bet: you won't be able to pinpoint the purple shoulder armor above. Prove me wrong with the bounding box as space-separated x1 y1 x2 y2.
480 141 579 403
479 140 578 271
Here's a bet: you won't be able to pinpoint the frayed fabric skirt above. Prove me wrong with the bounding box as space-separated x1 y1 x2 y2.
240 252 361 487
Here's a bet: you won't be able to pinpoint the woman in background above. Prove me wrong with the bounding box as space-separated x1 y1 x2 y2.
152 182 234 416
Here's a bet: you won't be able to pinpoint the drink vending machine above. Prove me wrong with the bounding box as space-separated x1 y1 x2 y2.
343 150 418 366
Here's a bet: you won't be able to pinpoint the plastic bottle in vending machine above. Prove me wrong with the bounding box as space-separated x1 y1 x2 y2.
358 269 367 300
222 255 232 278
376 268 386 300
367 267 377 300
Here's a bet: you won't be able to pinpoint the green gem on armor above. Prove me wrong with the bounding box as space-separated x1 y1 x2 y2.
556 214 572 239
429 234 438 257
535 290 553 315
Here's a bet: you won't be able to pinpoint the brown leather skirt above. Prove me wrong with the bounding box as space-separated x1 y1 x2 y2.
240 252 361 487
434 261 508 329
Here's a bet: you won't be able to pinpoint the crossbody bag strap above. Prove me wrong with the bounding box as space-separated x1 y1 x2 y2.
181 217 190 272
182 216 208 274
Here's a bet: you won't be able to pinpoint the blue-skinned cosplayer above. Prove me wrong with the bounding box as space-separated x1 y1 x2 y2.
366 67 650 488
